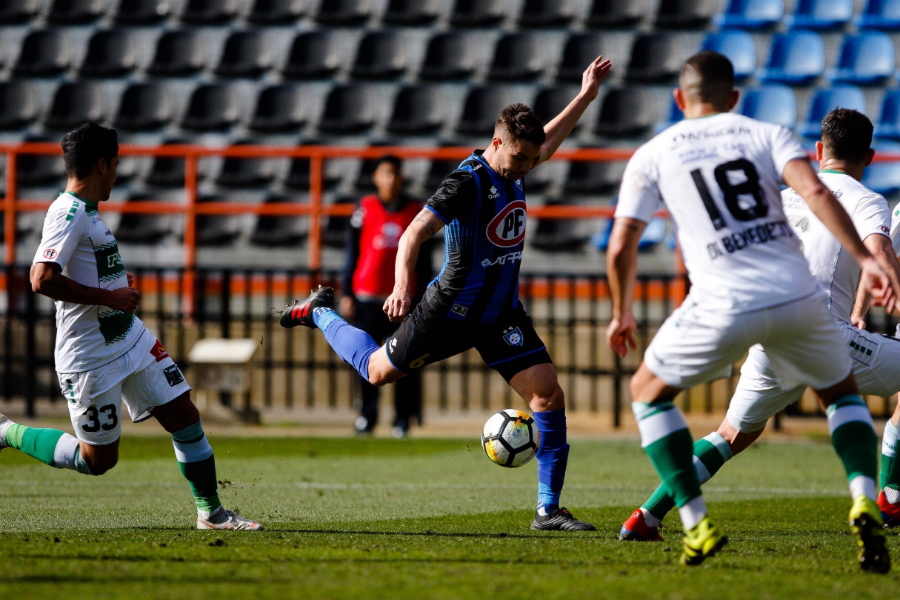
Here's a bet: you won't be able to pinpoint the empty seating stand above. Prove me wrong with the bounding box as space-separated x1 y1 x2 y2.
251 195 308 247
875 90 900 139
246 0 305 23
654 0 717 28
489 34 545 81
0 0 42 23
194 195 241 247
862 143 900 195
594 88 657 138
557 34 606 82
48 0 106 23
0 82 37 130
180 0 238 23
181 84 242 131
534 86 581 131
249 85 307 132
282 31 341 79
625 33 684 83
739 85 798 128
146 140 189 187
788 0 854 30
717 0 784 29
215 31 271 78
351 32 406 80
383 0 439 25
828 33 895 85
798 85 866 137
450 0 504 27
419 32 477 81
457 86 520 136
115 193 171 245
116 83 171 131
148 31 205 76
114 0 172 24
45 82 106 130
215 141 275 188
518 0 574 28
13 30 69 76
857 0 900 30
80 30 136 78
318 85 377 133
759 31 825 84
387 85 444 135
702 30 756 82
314 0 370 25
531 199 591 251
585 0 643 28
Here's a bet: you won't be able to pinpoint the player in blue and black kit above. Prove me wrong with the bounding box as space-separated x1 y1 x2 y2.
281 55 612 531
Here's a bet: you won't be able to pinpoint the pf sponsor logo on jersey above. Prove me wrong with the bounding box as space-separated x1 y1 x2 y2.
502 326 524 347
43 248 58 259
486 200 526 248
150 339 169 363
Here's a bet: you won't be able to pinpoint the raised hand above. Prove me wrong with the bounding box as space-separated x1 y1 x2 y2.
581 55 613 102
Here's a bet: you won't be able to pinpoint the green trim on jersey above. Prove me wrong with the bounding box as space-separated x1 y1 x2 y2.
820 169 847 175
98 310 136 345
93 240 126 284
63 190 98 210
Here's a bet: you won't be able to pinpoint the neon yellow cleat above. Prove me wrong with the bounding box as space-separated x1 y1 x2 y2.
849 495 890 574
680 517 727 566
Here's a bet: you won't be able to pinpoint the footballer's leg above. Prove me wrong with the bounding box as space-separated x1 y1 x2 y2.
878 403 900 525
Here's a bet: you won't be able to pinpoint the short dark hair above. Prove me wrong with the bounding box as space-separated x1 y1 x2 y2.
821 108 873 163
680 51 735 104
61 122 118 179
495 103 546 147
375 154 402 172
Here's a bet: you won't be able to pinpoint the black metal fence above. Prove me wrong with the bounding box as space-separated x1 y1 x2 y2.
2 265 896 426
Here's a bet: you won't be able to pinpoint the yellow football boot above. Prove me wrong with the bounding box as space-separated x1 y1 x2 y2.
680 517 728 566
849 495 890 574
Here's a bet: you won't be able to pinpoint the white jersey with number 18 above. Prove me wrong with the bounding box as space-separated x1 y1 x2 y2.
616 112 819 313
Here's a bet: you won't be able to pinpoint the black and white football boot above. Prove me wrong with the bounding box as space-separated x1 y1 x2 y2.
531 507 596 531
279 286 335 329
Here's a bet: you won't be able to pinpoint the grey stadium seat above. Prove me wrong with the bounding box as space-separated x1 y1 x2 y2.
48 0 106 23
250 194 308 248
148 31 205 76
115 83 172 131
351 32 406 80
518 0 575 27
115 193 172 245
13 30 69 76
456 86 520 136
419 32 477 81
594 88 657 138
318 85 378 133
114 0 171 24
0 0 42 23
314 0 370 25
489 33 546 81
450 0 504 27
382 0 439 25
654 0 718 28
0 82 37 130
80 30 137 77
194 195 241 247
215 31 271 78
18 136 67 187
249 85 307 132
387 85 445 135
215 140 275 188
146 139 190 187
625 33 684 83
180 0 238 23
586 0 643 28
45 82 106 130
534 86 581 131
181 84 242 131
557 33 606 83
282 31 341 79
246 0 305 23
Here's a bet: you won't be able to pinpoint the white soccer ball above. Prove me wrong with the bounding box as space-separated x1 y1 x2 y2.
481 409 540 468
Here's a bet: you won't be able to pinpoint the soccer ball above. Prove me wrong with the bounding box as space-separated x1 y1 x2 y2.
481 409 540 468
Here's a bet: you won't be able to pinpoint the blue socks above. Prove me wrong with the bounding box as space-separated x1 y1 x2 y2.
313 308 381 382
533 408 569 513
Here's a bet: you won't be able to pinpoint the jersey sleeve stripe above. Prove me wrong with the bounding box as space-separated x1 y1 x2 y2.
424 204 449 224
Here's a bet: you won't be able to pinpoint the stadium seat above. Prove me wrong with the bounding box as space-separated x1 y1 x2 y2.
80 30 136 77
195 195 241 247
654 96 684 133
875 90 900 139
858 0 900 30
387 85 444 135
250 194 308 247
518 0 574 27
181 84 242 131
0 82 37 130
563 159 626 194
318 85 377 134
425 147 465 190
18 136 67 187
717 0 784 29
534 86 581 131
45 82 106 131
249 84 307 132
592 200 665 251
113 0 171 24
788 0 854 30
382 0 439 25
246 0 304 23
282 31 341 79
450 0 504 27
215 141 275 188
419 32 477 81
180 0 238 23
862 142 900 195
739 85 798 129
759 31 825 85
654 0 717 28
489 34 545 81
148 31 205 76
585 0 642 28
457 86 520 136
314 0 370 25
115 83 171 131
798 85 866 137
215 31 271 78
351 32 406 80
0 0 41 23
114 193 171 245
828 33 895 85
557 34 606 83
284 144 344 190
701 30 756 82
13 30 69 76
324 196 356 248
146 139 190 187
48 0 106 23
625 34 684 83
594 88 657 138
531 199 591 251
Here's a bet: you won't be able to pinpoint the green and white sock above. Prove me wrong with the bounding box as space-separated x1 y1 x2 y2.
881 420 900 504
2 421 93 474
641 431 733 525
633 401 706 530
171 420 222 515
827 395 878 501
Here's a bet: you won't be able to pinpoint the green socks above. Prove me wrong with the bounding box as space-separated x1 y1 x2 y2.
171 421 222 514
5 423 87 472
882 421 900 503
827 395 878 500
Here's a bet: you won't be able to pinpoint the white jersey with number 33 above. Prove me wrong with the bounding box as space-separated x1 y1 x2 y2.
617 112 819 313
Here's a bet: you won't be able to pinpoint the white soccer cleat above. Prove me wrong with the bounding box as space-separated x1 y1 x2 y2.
197 508 264 531
0 412 12 451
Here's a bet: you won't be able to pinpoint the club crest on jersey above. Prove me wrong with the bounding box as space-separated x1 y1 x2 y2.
502 326 524 347
486 200 526 248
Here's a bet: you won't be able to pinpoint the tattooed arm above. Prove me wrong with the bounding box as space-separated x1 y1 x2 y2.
383 208 445 322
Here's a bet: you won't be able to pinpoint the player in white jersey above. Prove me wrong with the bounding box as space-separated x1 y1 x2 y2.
606 53 896 572
620 108 900 553
0 123 260 531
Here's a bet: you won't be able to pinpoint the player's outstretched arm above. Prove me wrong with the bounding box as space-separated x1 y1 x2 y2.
783 158 899 312
537 55 612 166
383 208 444 322
851 235 900 326
31 262 141 313
606 217 645 357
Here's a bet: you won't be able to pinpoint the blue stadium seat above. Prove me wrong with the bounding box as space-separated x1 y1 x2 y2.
798 85 867 137
759 31 825 85
654 97 684 133
788 0 853 30
875 90 900 139
717 0 784 29
740 85 797 128
701 30 756 82
857 0 900 30
828 33 895 85
862 143 900 196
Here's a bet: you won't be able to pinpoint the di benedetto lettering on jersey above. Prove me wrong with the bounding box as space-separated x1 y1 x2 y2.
617 113 819 313
424 150 527 324
34 192 145 373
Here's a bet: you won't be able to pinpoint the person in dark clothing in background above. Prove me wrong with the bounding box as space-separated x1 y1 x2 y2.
339 156 431 437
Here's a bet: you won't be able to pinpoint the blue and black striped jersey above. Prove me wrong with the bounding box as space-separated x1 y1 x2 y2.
423 150 527 324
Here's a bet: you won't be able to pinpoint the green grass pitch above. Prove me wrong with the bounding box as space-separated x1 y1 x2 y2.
0 434 897 599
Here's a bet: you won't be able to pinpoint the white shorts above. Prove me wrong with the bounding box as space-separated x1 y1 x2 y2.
644 292 851 393
727 323 900 432
57 330 192 445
